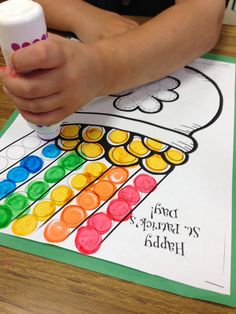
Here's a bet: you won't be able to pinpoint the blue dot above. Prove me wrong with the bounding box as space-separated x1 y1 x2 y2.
20 155 43 174
0 180 16 199
7 166 30 183
42 144 61 159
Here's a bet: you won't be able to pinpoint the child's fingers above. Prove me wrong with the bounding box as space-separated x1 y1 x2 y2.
3 88 63 114
1 69 62 99
10 37 66 73
19 107 66 125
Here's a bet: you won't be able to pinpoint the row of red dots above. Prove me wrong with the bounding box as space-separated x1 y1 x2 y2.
75 173 157 255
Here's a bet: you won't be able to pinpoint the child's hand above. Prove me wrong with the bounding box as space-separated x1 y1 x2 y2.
0 34 104 125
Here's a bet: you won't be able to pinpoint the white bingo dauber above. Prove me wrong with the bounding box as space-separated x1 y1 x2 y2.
0 0 61 140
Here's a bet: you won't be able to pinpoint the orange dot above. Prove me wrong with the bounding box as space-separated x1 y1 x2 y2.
94 180 116 201
60 205 87 228
106 167 129 184
86 182 96 191
76 191 100 210
44 220 69 243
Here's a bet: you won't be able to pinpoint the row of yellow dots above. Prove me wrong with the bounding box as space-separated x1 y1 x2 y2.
58 125 187 173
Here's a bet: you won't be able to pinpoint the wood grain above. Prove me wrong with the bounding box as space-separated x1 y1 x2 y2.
0 24 236 314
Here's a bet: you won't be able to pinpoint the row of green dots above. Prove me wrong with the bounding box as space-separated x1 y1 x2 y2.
0 152 85 230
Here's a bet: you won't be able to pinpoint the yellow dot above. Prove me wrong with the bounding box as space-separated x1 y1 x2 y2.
79 143 104 159
109 147 138 166
71 173 89 190
33 201 56 221
165 148 185 165
128 140 149 157
144 138 167 152
82 126 104 142
59 140 79 150
145 154 169 173
108 130 130 145
50 186 74 206
84 162 105 177
12 214 38 236
60 125 80 139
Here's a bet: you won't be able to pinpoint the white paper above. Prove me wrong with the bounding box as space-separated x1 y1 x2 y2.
0 58 234 295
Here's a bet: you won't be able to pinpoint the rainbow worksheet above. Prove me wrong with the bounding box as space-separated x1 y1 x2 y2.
0 55 235 307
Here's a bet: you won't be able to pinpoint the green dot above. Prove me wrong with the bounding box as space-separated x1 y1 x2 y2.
4 193 30 218
44 166 66 183
59 152 85 171
0 205 12 229
26 181 49 201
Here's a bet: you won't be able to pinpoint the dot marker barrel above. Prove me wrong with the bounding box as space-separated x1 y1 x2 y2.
0 0 61 140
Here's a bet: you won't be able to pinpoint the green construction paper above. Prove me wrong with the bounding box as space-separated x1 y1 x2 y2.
0 54 235 307
0 111 18 138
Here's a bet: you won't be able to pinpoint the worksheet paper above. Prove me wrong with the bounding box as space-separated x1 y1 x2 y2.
0 55 235 306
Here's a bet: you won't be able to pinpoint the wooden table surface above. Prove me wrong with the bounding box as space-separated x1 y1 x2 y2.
0 23 236 314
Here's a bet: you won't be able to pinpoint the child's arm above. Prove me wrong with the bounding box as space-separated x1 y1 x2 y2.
35 0 139 42
93 0 225 93
0 0 225 125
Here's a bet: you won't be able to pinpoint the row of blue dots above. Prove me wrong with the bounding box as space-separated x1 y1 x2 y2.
0 144 61 200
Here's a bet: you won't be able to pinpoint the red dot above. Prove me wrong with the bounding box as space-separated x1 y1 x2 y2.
33 39 40 43
134 174 157 193
75 226 102 254
87 212 112 234
41 34 47 40
118 185 140 206
107 198 132 222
